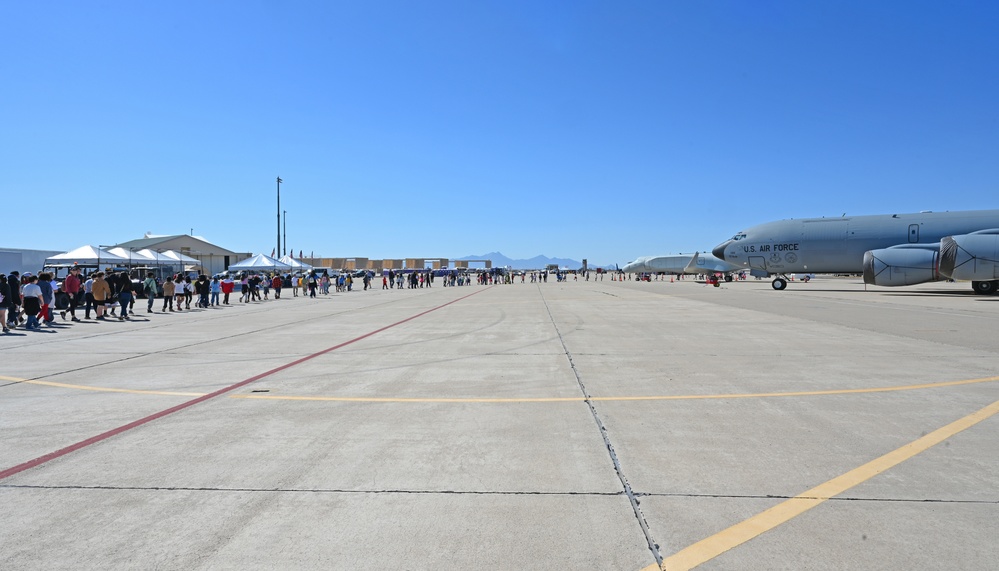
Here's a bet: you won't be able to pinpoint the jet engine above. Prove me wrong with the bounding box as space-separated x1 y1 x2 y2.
939 230 999 294
862 245 940 287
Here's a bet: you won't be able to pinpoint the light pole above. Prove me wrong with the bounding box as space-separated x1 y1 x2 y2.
276 177 283 257
283 210 287 256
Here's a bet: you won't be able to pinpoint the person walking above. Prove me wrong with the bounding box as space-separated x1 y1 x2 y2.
183 276 194 309
21 275 44 330
36 272 55 326
162 276 176 311
210 276 221 306
116 271 134 320
6 271 21 328
61 266 83 321
221 275 234 304
91 272 111 319
197 275 210 308
143 272 158 313
172 276 186 311
272 274 282 299
307 271 317 298
82 272 96 319
0 274 14 333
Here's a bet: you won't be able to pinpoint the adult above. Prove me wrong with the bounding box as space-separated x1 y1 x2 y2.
116 271 134 320
162 275 176 311
6 271 21 328
104 270 119 316
61 266 83 321
83 273 95 319
21 275 44 330
307 271 317 298
0 274 13 333
183 276 194 309
221 275 234 304
210 276 221 306
37 272 55 326
172 276 186 311
197 275 210 308
91 272 111 320
142 272 159 313
272 274 282 299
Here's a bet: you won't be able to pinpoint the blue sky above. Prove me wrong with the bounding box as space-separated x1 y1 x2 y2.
3 1 997 266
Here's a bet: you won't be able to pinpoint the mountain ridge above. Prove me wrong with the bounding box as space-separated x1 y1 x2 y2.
456 252 612 270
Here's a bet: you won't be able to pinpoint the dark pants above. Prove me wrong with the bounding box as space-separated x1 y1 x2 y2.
67 291 82 317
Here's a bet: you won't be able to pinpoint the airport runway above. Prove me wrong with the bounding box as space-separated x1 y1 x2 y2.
1 277 997 570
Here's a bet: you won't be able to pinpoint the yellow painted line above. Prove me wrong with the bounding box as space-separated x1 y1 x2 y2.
646 398 999 571
596 375 999 402
229 375 999 403
230 394 587 403
0 376 205 397
4 375 998 403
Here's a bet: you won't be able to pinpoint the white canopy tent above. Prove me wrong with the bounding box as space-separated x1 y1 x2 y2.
44 245 129 267
278 255 313 271
107 247 156 265
227 253 292 272
134 249 184 266
160 250 201 265
105 247 187 267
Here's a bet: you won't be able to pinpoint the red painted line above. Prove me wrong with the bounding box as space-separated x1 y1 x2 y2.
0 287 492 482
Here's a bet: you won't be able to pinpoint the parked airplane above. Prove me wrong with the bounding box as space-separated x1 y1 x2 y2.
711 209 999 294
622 252 742 280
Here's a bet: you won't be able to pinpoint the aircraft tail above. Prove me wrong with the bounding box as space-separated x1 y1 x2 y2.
682 252 701 273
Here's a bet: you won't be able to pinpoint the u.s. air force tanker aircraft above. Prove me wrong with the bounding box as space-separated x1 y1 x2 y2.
622 252 742 279
711 209 999 294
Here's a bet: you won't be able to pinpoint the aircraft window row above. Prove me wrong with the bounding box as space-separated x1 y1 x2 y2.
731 233 747 241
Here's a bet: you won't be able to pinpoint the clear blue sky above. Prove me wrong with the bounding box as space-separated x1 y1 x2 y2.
4 1 997 266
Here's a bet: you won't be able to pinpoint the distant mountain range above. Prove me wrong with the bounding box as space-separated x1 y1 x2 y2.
456 252 612 270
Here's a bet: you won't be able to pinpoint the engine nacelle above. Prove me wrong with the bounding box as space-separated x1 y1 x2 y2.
863 245 941 287
939 231 999 281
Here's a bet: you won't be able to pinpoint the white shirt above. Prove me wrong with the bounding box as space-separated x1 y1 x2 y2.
22 283 43 299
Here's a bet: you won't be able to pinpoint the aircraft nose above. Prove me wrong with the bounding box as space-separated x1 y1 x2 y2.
712 241 730 260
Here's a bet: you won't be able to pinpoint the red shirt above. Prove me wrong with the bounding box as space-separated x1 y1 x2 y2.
63 273 81 294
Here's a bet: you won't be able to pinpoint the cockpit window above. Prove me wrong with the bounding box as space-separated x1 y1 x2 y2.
731 233 747 241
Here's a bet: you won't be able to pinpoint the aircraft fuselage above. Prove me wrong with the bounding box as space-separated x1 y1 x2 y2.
713 210 999 274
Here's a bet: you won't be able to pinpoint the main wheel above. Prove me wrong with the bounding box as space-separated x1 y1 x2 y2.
972 280 998 295
772 277 788 290
724 275 734 282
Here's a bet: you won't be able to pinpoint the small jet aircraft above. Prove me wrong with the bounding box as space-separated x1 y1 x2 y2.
712 209 999 294
622 252 742 280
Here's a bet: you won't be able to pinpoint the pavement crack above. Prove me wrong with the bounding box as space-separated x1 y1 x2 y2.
538 286 664 568
0 484 625 497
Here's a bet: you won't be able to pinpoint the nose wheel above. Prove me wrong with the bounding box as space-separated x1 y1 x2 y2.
772 277 788 290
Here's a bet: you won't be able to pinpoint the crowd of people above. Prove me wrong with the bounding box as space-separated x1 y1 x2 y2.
0 266 606 333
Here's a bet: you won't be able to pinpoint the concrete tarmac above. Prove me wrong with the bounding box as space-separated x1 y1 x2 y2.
1 277 997 570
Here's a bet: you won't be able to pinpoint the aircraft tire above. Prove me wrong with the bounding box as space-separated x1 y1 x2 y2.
772 277 787 290
972 280 998 295
724 275 734 282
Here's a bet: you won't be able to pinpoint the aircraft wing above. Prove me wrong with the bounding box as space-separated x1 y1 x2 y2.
683 252 741 275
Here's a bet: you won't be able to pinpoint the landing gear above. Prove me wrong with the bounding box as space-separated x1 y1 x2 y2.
772 277 788 290
724 275 734 282
972 280 998 295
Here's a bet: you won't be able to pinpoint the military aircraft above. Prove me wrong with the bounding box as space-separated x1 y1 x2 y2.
622 252 742 280
711 209 999 294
